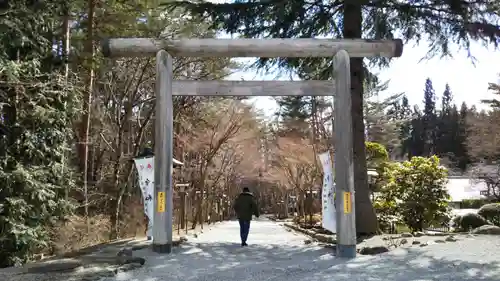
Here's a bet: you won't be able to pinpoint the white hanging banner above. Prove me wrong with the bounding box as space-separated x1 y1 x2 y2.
133 157 155 238
319 152 336 233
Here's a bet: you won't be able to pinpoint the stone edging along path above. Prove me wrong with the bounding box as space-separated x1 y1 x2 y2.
281 222 478 255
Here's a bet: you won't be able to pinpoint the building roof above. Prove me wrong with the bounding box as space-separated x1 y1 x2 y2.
446 178 488 202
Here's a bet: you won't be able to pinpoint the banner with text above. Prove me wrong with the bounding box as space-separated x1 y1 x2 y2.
133 157 155 238
319 152 336 233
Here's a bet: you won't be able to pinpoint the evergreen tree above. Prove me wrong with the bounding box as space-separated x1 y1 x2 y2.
364 80 403 157
275 96 310 137
409 106 425 158
441 84 453 114
389 95 413 159
422 78 437 156
456 102 470 170
447 104 462 170
169 0 500 234
0 1 80 266
436 84 453 158
481 77 500 109
400 97 413 158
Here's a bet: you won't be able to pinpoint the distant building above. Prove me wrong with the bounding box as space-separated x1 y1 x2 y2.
446 176 488 208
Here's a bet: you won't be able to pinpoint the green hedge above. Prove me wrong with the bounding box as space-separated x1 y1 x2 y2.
460 199 489 209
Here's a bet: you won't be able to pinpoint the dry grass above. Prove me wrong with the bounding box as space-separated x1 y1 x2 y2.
48 196 217 257
292 213 322 225
51 215 112 254
50 198 147 255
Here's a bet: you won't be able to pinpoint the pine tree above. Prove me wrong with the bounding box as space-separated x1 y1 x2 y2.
422 78 437 156
276 96 310 137
481 77 500 109
390 95 413 159
168 0 500 234
429 83 469 172
436 84 453 158
364 80 403 157
409 106 425 158
441 84 453 114
457 102 470 170
0 1 80 266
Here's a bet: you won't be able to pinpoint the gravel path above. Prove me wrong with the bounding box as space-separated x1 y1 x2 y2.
100 218 500 281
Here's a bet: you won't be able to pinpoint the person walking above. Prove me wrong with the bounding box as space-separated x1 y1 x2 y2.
233 187 259 247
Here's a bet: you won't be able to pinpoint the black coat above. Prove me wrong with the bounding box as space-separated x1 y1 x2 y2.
233 192 259 221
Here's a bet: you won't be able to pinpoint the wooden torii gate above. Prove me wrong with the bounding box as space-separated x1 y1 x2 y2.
102 37 403 258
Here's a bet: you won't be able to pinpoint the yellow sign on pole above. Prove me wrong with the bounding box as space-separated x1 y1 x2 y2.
343 192 352 214
157 192 165 212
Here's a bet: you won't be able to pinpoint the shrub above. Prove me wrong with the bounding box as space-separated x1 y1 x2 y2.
373 198 400 233
461 199 489 209
381 156 451 232
366 142 389 168
458 213 489 231
451 215 461 228
373 160 401 233
478 203 500 226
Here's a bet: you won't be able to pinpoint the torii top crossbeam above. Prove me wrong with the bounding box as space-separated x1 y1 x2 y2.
102 38 403 58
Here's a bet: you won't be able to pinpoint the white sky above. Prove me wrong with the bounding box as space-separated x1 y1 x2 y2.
230 40 500 117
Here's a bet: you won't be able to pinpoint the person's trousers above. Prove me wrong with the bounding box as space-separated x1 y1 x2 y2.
238 219 251 243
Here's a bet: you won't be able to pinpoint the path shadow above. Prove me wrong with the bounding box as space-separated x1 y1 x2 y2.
307 247 500 281
123 241 333 280
113 239 500 281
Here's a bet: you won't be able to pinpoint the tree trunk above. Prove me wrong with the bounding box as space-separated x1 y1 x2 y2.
207 194 212 225
180 191 186 229
284 192 289 218
299 191 306 220
343 2 378 235
185 192 190 234
110 188 124 240
78 0 95 228
62 5 70 200
192 188 203 229
109 156 122 240
306 191 313 225
191 191 199 229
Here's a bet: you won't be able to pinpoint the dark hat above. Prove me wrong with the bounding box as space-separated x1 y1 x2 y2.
242 187 250 193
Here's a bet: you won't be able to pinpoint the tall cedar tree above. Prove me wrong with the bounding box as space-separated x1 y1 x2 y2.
276 96 310 137
169 0 500 234
397 82 468 170
422 78 437 156
393 95 413 159
364 80 403 156
437 84 453 159
482 78 500 109
436 84 451 155
0 0 80 266
457 102 469 169
409 105 425 158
